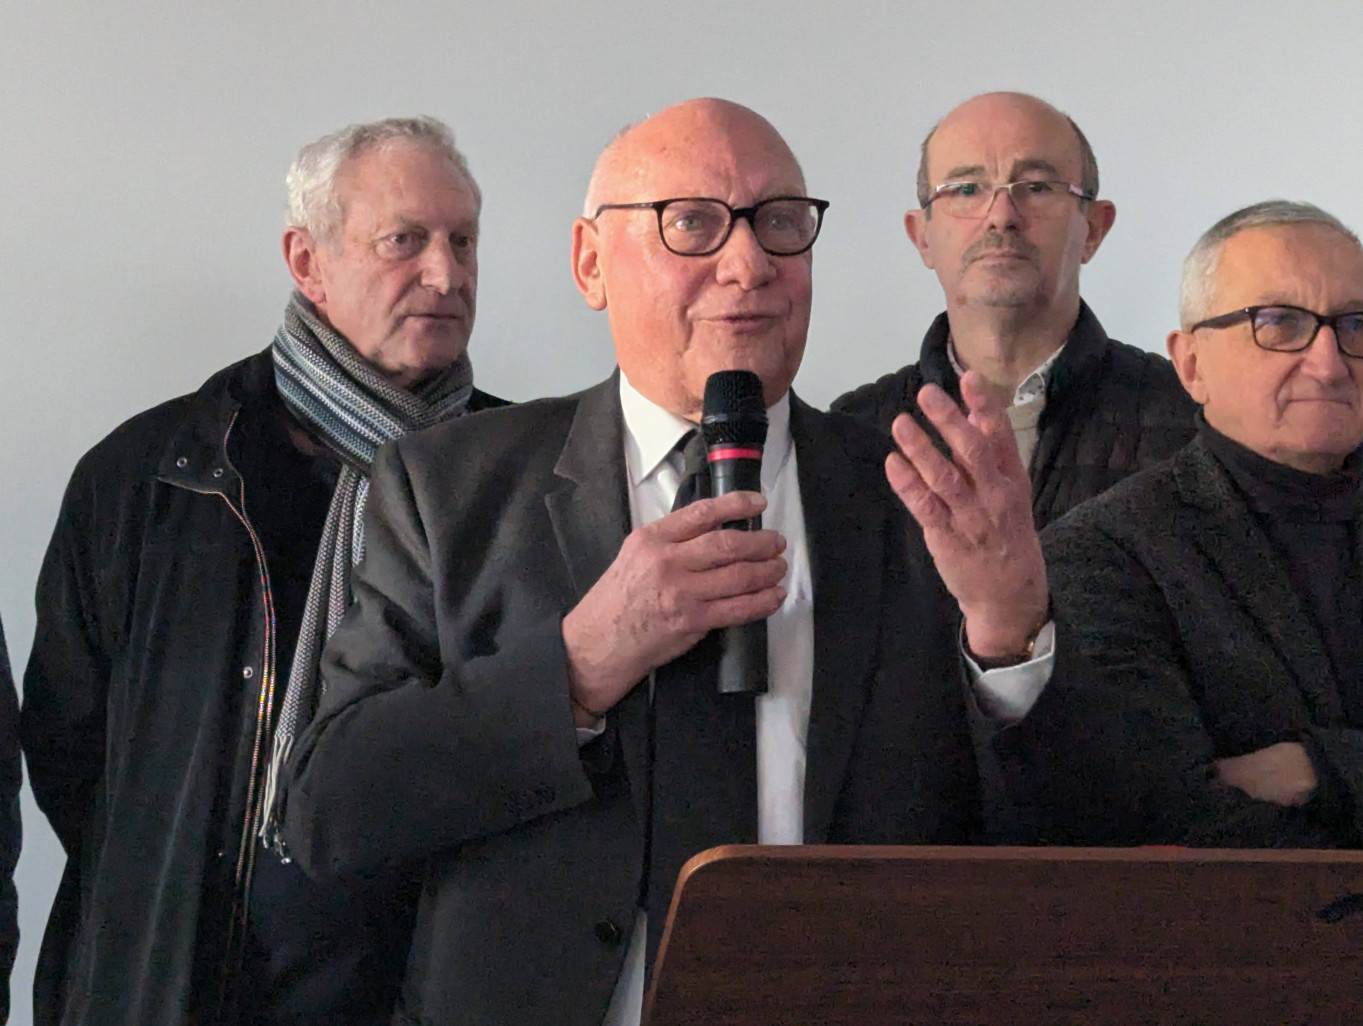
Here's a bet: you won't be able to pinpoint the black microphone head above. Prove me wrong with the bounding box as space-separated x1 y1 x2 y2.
701 370 768 447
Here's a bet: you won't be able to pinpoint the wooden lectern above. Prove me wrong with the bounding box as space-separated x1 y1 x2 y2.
642 845 1363 1025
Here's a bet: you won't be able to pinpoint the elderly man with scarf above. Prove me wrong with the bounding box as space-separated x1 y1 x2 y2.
22 116 506 1026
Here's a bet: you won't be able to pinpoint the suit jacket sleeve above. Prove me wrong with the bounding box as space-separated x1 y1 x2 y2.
1009 518 1348 847
0 620 20 1020
280 439 596 881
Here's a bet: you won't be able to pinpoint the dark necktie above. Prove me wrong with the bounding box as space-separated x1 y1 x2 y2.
644 429 759 973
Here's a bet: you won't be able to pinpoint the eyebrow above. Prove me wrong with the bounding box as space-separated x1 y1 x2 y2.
941 164 986 181
1009 158 1062 179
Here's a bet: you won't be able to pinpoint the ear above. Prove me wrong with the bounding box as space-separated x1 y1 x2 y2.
1079 200 1117 264
283 227 328 306
904 208 935 269
571 217 608 311
1166 328 1208 404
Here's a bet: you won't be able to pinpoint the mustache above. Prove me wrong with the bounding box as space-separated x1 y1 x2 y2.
963 232 1040 265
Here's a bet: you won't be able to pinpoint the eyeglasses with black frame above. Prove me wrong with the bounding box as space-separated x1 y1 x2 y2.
924 179 1094 219
1189 304 1363 359
591 196 830 257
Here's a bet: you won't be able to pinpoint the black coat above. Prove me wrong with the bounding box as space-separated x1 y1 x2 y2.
280 378 983 1026
831 302 1198 528
1010 436 1363 847
0 619 20 1024
21 349 506 1026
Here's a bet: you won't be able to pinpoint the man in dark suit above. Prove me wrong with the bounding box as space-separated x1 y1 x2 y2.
279 98 1054 1026
1014 200 1363 847
833 92 1195 529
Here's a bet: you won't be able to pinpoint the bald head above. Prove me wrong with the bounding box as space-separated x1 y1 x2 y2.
916 92 1098 209
571 97 815 418
584 98 805 216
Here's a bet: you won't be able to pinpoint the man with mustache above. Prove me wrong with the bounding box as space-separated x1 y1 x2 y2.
835 92 1195 528
1011 201 1363 847
22 116 506 1025
278 97 1054 1026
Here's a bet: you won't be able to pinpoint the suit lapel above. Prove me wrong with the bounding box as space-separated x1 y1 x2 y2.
792 397 886 840
544 374 630 599
543 373 654 815
1173 439 1342 723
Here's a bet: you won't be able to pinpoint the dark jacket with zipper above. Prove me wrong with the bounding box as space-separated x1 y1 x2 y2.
831 302 1199 529
21 349 505 1026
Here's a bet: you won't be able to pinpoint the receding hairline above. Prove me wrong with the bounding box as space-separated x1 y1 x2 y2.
914 92 1099 210
582 99 804 217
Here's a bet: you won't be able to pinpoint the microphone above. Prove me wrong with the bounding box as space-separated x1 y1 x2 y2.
701 370 770 695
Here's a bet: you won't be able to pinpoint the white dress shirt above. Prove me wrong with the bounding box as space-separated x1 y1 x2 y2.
601 373 1051 1026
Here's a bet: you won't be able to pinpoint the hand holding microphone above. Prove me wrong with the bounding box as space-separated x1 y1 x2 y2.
561 368 782 717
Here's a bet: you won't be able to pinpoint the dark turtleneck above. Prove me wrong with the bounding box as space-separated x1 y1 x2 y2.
1199 415 1363 727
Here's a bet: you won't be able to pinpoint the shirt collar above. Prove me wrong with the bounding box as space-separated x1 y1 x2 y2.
618 372 793 490
946 338 1066 406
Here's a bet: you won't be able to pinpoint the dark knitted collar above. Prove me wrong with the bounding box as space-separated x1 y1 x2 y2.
917 300 1109 405
1198 413 1362 524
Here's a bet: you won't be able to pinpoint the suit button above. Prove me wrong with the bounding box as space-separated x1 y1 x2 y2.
595 919 623 945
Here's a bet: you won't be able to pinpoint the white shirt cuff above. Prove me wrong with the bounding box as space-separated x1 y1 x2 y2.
963 620 1055 723
576 718 607 746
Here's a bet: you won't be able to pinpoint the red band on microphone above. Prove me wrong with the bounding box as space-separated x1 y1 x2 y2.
707 447 763 462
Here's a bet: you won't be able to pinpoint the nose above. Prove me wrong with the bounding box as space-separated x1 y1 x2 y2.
715 217 778 289
983 184 1024 229
421 236 472 295
1300 323 1351 382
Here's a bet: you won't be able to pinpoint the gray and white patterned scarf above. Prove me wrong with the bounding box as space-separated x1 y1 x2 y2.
259 290 473 855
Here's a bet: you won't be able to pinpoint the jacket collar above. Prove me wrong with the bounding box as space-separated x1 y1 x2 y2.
918 299 1110 406
1172 435 1346 723
155 348 277 497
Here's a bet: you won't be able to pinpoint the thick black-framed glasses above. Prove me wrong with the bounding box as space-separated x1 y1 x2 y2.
924 179 1094 219
1189 304 1363 359
591 196 830 256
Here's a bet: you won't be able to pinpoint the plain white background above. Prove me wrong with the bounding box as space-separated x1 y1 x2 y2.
3 1 1362 1019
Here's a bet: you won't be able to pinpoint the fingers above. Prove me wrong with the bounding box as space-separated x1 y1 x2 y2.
652 492 767 543
680 524 786 573
905 374 1023 485
890 407 971 504
702 587 787 629
690 553 788 601
885 450 951 532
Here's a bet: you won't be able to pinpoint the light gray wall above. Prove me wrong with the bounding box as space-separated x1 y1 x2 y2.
3 1 1361 1020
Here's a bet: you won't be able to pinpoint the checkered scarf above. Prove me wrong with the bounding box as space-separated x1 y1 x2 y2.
259 290 473 855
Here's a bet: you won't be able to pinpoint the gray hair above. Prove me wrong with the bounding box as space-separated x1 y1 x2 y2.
286 115 480 242
1178 200 1361 328
915 102 1100 213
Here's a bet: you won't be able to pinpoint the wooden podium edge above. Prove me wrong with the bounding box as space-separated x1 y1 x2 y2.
641 843 1363 1023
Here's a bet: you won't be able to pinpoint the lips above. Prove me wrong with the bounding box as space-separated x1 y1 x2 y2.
403 309 465 321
